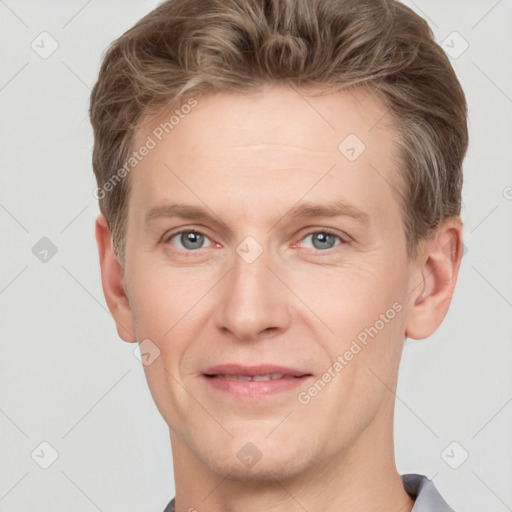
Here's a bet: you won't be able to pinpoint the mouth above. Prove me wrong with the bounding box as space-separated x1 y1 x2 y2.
202 364 312 399
208 373 296 381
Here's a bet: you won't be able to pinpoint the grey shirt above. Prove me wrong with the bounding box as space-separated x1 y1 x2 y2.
163 473 455 512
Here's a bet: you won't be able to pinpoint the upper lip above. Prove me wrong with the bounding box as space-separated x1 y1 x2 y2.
202 364 310 377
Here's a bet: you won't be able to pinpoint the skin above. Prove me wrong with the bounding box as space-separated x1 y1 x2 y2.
96 84 463 512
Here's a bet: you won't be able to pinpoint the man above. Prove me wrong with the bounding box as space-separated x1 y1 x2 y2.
90 0 467 510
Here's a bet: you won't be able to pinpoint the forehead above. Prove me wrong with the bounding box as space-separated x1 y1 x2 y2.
128 85 402 227
134 84 393 156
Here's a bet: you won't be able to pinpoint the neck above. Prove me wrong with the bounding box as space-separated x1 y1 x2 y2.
170 403 414 512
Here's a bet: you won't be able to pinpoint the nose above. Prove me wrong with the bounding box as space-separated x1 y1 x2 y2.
214 246 292 342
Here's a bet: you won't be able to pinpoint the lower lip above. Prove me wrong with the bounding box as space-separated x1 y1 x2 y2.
203 375 308 399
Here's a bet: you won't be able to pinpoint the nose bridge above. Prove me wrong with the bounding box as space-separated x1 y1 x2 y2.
215 240 290 340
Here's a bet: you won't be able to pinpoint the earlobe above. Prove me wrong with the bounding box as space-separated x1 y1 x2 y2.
405 217 464 340
95 214 137 343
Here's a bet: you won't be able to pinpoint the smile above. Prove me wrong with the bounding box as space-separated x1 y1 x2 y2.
211 373 295 381
201 364 312 399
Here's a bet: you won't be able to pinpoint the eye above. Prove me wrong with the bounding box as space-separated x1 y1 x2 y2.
301 231 343 251
167 230 213 251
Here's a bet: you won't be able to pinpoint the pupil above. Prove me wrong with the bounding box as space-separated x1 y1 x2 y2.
314 233 335 250
182 232 203 249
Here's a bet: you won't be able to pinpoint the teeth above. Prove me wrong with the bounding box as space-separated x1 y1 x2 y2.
221 373 285 381
252 373 284 381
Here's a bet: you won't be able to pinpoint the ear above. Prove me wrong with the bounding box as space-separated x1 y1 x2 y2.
95 214 137 343
405 216 464 340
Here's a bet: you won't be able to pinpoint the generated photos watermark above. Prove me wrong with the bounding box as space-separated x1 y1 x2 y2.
297 301 403 405
93 97 198 200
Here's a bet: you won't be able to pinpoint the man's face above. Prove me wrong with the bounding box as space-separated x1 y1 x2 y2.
122 85 415 479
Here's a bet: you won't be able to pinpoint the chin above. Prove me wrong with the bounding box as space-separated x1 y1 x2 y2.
205 458 310 483
192 440 316 482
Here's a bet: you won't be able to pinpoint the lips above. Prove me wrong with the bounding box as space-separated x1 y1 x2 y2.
214 373 288 381
203 364 309 379
202 364 312 399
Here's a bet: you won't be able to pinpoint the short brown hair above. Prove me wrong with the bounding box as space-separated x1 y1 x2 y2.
89 0 468 264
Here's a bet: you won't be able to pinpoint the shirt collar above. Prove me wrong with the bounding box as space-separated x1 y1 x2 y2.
164 473 455 512
402 473 455 512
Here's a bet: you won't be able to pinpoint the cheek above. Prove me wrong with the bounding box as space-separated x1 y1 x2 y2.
291 258 400 326
126 259 217 339
292 258 407 387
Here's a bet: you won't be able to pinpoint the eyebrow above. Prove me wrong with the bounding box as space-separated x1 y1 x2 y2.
286 201 370 224
145 200 370 227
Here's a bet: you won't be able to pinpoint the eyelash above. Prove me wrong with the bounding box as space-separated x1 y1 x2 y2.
164 228 346 253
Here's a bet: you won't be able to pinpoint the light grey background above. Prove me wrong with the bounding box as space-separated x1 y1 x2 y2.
0 1 511 511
